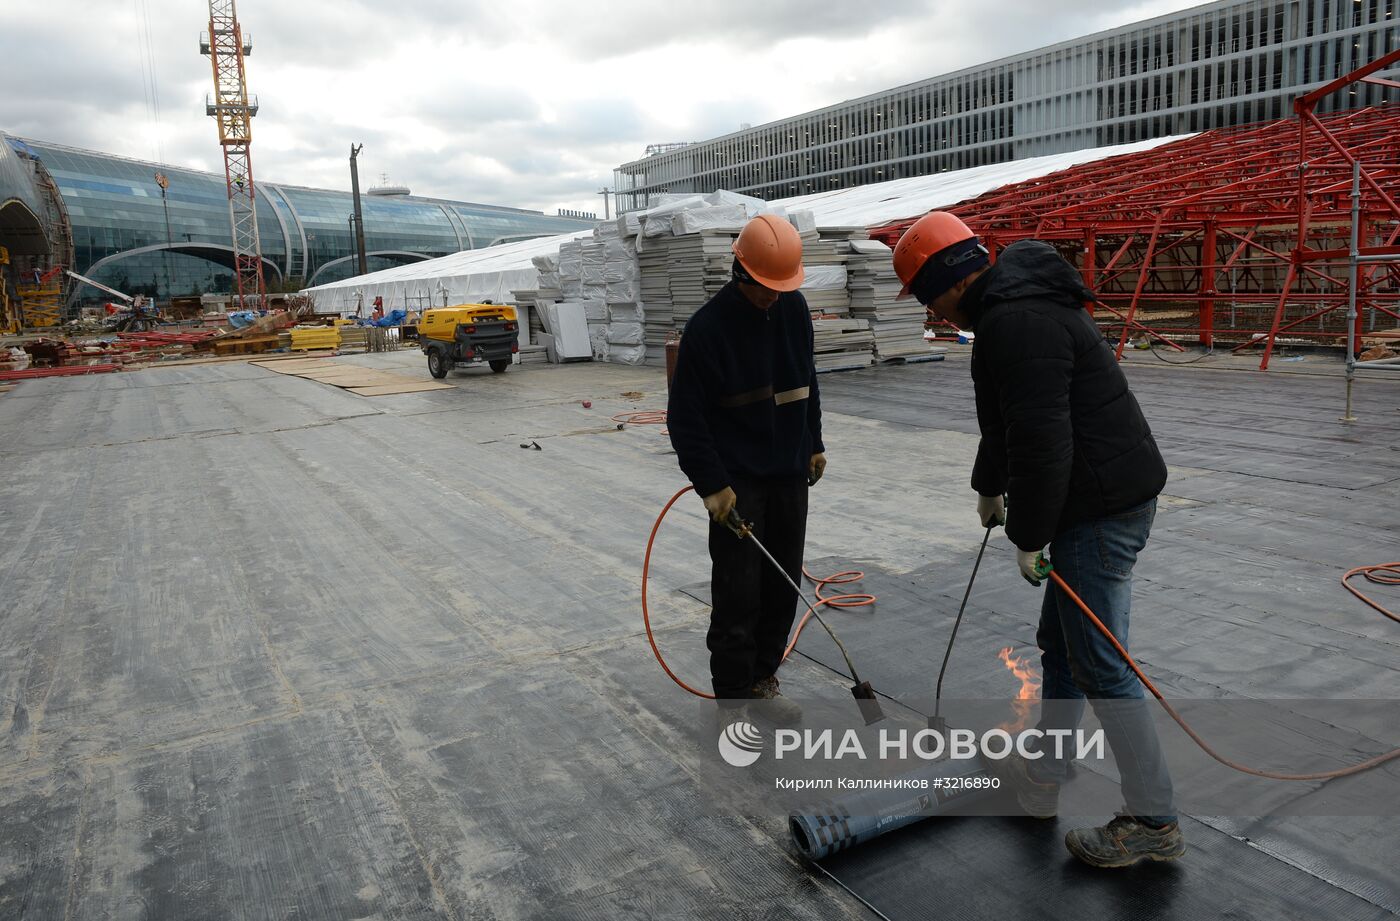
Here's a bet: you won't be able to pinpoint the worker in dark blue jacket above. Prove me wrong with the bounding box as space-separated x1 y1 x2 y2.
895 211 1182 869
668 214 823 721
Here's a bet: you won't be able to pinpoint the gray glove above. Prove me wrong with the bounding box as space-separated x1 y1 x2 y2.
977 494 1006 528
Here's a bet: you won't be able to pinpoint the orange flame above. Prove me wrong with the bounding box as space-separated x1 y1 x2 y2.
998 645 1042 732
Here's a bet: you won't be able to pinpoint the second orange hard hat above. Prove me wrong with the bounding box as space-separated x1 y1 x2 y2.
892 211 980 299
732 214 805 292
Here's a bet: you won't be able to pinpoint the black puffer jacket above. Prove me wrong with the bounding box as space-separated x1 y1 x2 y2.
964 240 1167 551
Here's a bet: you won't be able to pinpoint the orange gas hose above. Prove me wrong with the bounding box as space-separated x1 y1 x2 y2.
642 479 1399 779
613 410 670 427
641 484 875 699
1341 562 1400 624
1049 569 1400 781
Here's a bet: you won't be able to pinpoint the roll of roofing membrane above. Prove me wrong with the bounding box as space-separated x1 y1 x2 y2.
789 756 997 860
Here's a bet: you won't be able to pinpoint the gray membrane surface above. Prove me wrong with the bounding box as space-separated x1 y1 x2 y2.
0 351 1397 920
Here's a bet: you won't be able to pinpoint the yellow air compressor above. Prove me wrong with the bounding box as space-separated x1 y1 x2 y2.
418 302 519 379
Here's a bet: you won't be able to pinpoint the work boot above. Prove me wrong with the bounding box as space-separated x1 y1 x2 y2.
1064 814 1187 868
991 752 1059 818
749 674 802 725
715 700 750 726
713 700 753 740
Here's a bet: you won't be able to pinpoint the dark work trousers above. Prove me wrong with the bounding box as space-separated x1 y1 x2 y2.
707 476 809 701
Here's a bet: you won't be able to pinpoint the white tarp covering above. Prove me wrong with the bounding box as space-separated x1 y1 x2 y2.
773 135 1179 229
302 136 1184 313
301 230 595 313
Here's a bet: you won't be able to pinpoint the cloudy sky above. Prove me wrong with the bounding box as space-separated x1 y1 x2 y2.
2 0 1209 216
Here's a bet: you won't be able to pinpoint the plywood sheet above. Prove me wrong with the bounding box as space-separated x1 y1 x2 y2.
253 361 338 375
296 369 388 383
251 357 445 396
346 382 454 396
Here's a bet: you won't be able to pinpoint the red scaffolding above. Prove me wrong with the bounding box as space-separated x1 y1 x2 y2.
869 52 1400 370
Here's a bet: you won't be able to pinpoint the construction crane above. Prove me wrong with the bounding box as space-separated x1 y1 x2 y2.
200 0 265 309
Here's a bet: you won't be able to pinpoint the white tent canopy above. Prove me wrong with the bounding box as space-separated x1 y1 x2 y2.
302 135 1182 313
300 230 596 313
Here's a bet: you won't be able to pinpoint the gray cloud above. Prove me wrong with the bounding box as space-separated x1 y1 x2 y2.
0 0 1208 215
419 85 543 127
348 0 931 57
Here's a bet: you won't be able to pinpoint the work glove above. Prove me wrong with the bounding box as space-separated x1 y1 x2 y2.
808 452 827 486
702 486 738 525
1017 548 1051 587
976 494 1006 528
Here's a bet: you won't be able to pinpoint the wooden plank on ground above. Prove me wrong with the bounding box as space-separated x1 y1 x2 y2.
291 365 387 379
297 373 391 388
249 351 340 362
291 365 372 376
346 381 454 396
254 361 339 375
247 357 444 394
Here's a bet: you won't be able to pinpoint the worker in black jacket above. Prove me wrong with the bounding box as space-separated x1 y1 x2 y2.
667 214 823 722
894 212 1183 868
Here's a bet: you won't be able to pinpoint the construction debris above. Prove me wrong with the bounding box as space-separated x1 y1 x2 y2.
0 363 120 380
211 335 277 356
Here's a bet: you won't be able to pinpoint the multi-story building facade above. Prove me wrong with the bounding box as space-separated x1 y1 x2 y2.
614 0 1399 210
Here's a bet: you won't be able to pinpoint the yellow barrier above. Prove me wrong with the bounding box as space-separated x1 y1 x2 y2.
289 327 342 351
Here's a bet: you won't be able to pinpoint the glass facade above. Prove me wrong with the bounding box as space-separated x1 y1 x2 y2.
1 135 594 306
0 137 50 258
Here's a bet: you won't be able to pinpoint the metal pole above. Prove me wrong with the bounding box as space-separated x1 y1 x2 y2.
349 143 368 276
1342 159 1359 423
156 172 173 305
597 187 612 220
1082 229 1096 316
1200 221 1217 348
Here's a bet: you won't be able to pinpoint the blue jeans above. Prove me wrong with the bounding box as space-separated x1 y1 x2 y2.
1028 498 1177 825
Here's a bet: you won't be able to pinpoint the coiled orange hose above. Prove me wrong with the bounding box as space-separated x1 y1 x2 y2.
1341 562 1400 624
641 484 875 699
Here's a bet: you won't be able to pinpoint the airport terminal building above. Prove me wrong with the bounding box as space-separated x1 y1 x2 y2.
0 134 593 308
614 0 1399 210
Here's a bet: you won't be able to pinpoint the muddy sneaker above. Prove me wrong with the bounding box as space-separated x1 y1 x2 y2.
1065 815 1186 868
991 752 1059 818
749 675 802 725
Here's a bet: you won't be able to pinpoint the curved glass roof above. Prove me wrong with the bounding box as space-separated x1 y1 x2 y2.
2 134 593 300
0 137 51 256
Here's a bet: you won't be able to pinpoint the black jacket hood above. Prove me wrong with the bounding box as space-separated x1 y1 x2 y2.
967 240 1094 327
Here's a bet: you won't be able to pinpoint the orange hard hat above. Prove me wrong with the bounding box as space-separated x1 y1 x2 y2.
893 211 979 299
732 214 805 292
